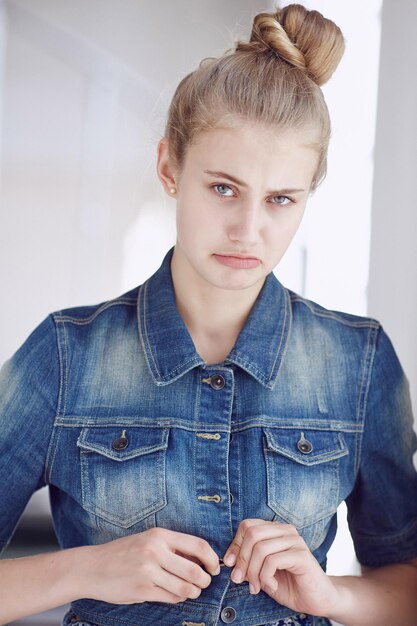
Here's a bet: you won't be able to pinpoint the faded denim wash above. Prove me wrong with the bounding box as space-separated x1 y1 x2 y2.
1 247 417 626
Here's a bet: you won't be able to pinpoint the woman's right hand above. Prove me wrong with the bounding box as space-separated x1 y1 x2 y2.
80 527 220 604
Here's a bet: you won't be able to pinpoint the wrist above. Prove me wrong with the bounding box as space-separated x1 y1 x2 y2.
50 544 97 603
324 575 356 622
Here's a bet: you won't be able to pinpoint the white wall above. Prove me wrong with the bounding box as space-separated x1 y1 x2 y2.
367 0 417 422
0 0 7 191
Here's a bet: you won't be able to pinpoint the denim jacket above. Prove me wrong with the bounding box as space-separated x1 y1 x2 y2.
1 247 417 626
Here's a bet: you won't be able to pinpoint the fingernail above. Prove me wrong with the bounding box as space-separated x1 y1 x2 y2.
231 567 243 583
214 565 221 575
249 583 257 594
224 553 236 566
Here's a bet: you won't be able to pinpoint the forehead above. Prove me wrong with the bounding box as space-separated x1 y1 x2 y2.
185 124 319 184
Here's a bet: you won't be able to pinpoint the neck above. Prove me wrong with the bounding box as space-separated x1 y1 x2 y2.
170 246 265 362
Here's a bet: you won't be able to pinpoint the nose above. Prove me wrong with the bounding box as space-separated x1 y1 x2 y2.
227 202 260 247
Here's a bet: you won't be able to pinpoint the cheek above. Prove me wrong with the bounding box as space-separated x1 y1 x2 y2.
267 206 305 241
176 192 224 234
176 199 196 231
290 208 306 234
175 200 213 244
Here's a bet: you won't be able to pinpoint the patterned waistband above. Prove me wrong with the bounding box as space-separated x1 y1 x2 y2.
264 615 331 626
64 610 331 626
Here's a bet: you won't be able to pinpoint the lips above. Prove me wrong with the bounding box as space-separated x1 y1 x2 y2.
213 254 261 269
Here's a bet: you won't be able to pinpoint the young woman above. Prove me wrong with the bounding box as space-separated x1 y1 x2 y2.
1 4 417 626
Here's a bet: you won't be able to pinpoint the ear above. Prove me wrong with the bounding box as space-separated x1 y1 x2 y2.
156 138 178 197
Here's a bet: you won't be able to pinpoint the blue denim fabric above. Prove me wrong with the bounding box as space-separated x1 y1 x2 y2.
1 246 417 626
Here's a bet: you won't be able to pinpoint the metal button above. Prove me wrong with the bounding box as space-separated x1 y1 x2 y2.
210 374 225 390
297 433 313 454
220 606 236 623
112 436 129 451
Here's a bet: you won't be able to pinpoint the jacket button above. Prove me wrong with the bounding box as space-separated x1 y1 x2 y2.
112 436 129 451
297 434 313 454
220 606 236 623
210 374 225 390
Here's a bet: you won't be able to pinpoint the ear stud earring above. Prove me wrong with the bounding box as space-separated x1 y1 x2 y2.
170 187 176 194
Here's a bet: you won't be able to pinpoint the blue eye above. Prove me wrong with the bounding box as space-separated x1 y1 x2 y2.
213 184 234 197
271 195 292 205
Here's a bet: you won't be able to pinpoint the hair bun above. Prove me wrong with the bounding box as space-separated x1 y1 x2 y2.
236 3 345 86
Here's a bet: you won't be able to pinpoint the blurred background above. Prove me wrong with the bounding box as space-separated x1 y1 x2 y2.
0 0 416 624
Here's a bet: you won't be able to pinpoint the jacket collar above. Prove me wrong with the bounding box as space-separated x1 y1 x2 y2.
137 247 292 389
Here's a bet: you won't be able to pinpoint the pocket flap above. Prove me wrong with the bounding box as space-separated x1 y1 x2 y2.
77 427 169 462
264 427 348 466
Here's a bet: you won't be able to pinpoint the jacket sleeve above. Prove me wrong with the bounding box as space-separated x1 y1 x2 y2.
346 324 417 567
0 314 59 553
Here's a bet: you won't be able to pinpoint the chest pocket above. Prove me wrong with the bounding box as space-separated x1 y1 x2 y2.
77 427 169 528
263 427 348 551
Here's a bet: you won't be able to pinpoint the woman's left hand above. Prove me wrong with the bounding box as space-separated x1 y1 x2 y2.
223 519 338 617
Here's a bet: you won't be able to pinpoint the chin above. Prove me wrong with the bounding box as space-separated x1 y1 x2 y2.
212 273 266 292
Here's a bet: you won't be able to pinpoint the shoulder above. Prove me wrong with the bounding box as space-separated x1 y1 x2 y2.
283 288 409 407
45 286 142 365
286 287 380 331
50 285 139 327
2 287 142 384
281 286 382 369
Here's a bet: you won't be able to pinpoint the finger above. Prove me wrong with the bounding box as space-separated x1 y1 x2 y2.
260 547 310 594
166 531 220 576
153 567 204 601
161 551 212 589
246 535 301 594
146 586 190 604
230 522 299 585
223 519 265 567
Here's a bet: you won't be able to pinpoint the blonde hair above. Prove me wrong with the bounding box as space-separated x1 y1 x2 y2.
164 3 345 189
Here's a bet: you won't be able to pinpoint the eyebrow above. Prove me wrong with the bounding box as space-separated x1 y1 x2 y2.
203 170 306 195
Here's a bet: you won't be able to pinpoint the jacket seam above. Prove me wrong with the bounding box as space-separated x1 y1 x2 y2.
268 286 292 381
44 313 68 483
138 280 162 380
235 381 243 523
53 417 363 432
290 295 380 328
71 607 313 626
140 279 204 384
53 298 137 325
354 323 381 475
228 352 270 381
74 600 221 620
353 516 417 543
43 314 62 485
